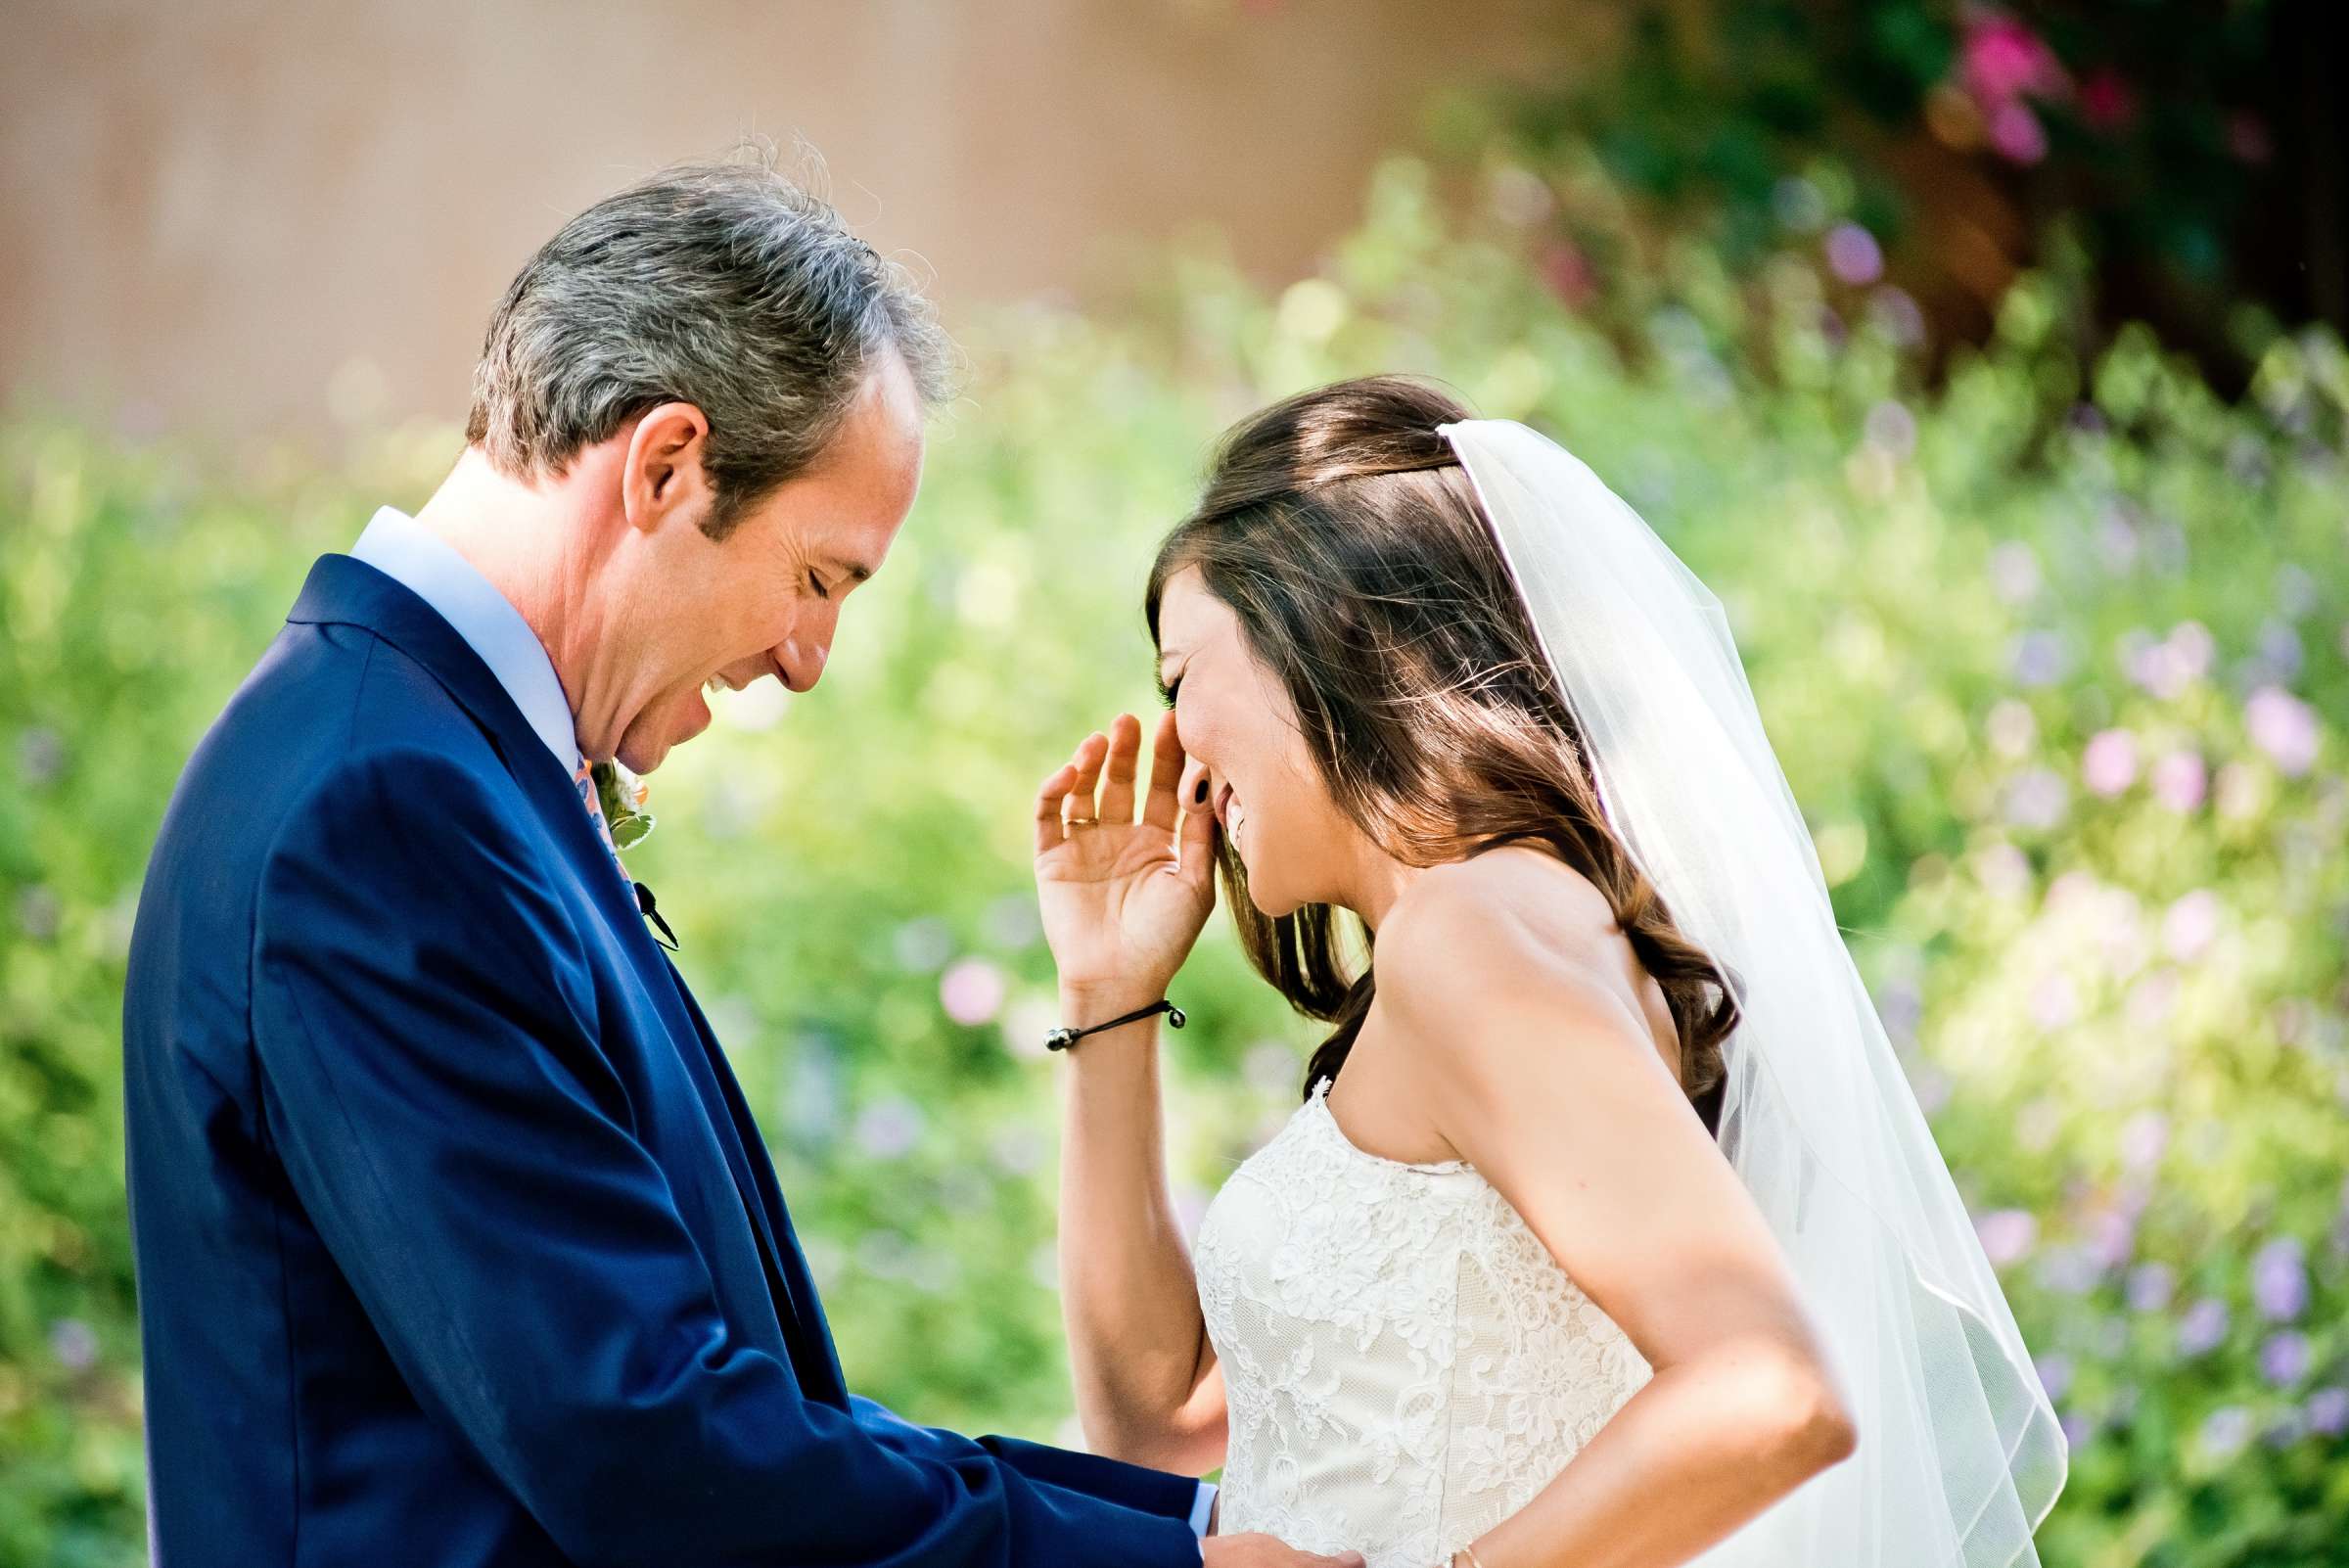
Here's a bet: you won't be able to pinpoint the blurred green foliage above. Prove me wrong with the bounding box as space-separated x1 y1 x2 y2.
3 148 2346 1565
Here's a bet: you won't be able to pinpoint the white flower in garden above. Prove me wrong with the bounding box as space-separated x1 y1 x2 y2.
2161 890 2222 962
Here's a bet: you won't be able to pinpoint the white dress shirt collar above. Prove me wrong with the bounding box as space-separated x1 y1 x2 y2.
349 506 579 769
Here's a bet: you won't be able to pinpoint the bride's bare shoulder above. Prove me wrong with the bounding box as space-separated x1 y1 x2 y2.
1373 844 1619 997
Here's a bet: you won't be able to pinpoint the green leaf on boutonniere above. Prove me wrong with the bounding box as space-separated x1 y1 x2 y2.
589 759 657 852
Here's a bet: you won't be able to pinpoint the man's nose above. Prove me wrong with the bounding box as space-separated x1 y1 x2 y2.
777 634 830 693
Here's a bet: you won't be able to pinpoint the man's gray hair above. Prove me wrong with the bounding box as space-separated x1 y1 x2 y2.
465 145 956 540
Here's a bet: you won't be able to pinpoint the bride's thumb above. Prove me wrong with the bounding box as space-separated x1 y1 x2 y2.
1177 765 1217 870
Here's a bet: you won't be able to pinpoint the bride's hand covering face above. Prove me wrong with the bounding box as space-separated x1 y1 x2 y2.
1032 710 1220 1007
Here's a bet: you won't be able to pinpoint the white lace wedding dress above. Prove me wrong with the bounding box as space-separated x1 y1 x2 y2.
1194 1080 1651 1568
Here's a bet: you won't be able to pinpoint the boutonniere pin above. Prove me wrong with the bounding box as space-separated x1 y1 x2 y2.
589 760 657 851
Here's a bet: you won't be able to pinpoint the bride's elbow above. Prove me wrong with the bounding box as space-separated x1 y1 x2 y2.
1770 1359 1858 1479
1082 1409 1226 1478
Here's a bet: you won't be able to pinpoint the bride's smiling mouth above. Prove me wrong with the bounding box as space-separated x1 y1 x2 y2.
1215 782 1247 846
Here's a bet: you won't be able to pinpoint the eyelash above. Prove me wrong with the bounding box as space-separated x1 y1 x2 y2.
1159 677 1181 710
808 571 831 601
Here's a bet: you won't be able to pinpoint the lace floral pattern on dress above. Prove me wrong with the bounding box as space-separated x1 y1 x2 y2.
1194 1081 1651 1568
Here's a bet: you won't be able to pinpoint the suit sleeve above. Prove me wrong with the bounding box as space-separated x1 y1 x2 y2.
849 1396 1202 1520
249 746 1201 1568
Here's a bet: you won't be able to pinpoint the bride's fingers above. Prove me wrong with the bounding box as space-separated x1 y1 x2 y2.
1064 731 1109 826
1033 761 1080 856
1096 714 1141 824
1140 710 1184 833
1177 756 1219 882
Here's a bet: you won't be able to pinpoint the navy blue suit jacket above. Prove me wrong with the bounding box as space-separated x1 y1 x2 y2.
123 554 1203 1568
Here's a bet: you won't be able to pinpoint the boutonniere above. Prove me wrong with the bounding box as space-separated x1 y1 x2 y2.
589 760 657 851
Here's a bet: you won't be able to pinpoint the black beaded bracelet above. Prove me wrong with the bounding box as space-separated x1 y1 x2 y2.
1044 998 1186 1052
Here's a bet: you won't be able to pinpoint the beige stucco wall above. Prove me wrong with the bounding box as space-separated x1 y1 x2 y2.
1 0 1600 442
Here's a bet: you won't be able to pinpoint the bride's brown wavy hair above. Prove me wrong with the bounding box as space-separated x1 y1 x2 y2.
1145 375 1738 1134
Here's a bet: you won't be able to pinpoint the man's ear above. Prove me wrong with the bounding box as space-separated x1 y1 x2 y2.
620 402 714 535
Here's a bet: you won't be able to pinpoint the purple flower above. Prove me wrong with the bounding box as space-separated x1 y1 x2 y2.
1865 400 1917 459
2082 729 2139 797
2120 1110 2169 1172
2129 622 2215 698
939 957 1006 1027
853 1097 925 1160
48 1318 97 1372
2177 1297 2229 1357
2059 1411 2093 1451
1989 101 2050 163
2005 768 2069 831
1869 287 1926 346
2009 629 2069 687
2161 890 2222 963
1824 223 1883 286
2038 1244 2101 1295
2307 1387 2349 1435
2276 564 2319 619
2126 1262 2176 1313
2035 1353 2075 1402
2246 687 2320 775
2087 1208 2138 1269
2261 1331 2312 1386
2150 751 2207 813
1977 1209 2039 1268
2200 1405 2253 1457
2256 621 2306 681
17 726 66 787
2252 1237 2308 1321
2097 509 2141 572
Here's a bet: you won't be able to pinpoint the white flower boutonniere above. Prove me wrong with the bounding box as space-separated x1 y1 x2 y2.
589 760 656 851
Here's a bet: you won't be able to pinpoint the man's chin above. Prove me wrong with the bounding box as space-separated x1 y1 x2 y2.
616 692 712 774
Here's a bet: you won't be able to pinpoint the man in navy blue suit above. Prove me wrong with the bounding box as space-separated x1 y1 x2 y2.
122 152 1359 1568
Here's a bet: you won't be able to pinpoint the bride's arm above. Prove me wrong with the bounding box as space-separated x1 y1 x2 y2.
1035 714 1228 1476
1377 868 1857 1568
1056 983 1228 1474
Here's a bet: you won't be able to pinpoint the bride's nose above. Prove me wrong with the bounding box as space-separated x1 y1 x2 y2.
1177 756 1213 810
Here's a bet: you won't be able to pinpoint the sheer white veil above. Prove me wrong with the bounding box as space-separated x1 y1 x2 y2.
1437 418 2066 1567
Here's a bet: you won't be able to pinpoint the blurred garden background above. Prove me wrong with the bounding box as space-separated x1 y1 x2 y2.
3 2 2346 1564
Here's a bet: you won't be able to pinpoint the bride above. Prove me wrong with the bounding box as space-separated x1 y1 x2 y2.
1030 377 2066 1568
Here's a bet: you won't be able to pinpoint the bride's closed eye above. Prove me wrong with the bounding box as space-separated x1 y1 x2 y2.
1158 676 1181 711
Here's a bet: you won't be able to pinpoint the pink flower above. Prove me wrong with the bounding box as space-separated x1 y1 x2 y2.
1962 16 2065 102
2079 68 2138 131
2245 687 2320 775
2082 729 2139 797
1539 242 1597 309
2150 750 2207 812
939 958 1006 1027
1989 101 2050 164
1824 223 1883 286
2162 890 2222 963
1976 1208 2039 1268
